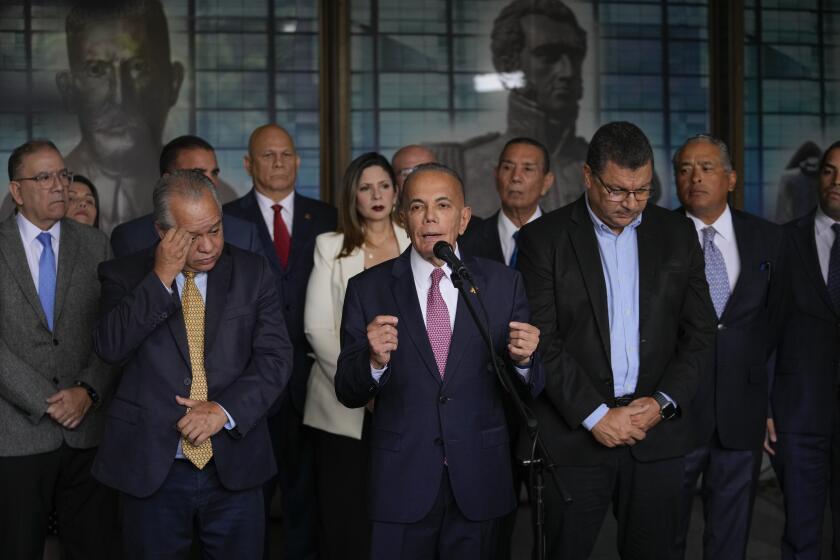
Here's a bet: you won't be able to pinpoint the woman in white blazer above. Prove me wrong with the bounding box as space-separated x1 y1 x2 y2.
303 152 410 560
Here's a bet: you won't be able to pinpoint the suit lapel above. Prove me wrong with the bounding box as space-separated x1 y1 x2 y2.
0 217 49 329
390 251 441 383
204 248 232 355
488 212 505 263
442 257 482 386
289 193 314 270
793 212 835 314
636 212 658 338
568 199 611 360
167 282 191 367
722 210 756 320
53 220 79 327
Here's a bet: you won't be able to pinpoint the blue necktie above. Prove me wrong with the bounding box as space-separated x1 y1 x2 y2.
702 226 730 318
828 223 840 314
509 231 519 268
36 232 56 331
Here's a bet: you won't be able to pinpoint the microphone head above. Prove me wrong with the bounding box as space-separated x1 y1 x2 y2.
433 241 452 260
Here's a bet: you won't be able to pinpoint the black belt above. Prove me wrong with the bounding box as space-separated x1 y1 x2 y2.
613 395 635 407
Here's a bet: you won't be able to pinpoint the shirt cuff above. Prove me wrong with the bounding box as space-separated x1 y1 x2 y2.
656 391 677 409
514 365 531 383
215 402 236 430
370 363 388 384
582 403 609 431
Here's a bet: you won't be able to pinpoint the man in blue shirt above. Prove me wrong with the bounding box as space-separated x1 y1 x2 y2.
517 121 716 559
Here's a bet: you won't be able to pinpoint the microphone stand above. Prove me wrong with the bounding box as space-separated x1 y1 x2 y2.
447 266 570 560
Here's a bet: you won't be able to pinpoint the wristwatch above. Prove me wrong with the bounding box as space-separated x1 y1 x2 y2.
653 392 677 420
75 381 101 409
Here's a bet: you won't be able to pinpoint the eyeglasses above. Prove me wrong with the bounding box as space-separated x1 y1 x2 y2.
592 172 653 202
14 169 74 188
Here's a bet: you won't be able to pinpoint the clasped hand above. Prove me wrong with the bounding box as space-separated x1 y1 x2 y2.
591 396 662 448
46 387 91 429
175 396 228 446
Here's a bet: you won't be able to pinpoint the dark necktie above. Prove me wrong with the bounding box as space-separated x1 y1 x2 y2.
509 230 519 268
828 223 840 314
272 204 291 267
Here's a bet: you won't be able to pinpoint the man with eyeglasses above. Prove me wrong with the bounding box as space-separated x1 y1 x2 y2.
0 139 116 558
517 121 716 559
671 135 787 559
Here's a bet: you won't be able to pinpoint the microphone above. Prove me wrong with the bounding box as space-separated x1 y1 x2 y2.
433 241 473 282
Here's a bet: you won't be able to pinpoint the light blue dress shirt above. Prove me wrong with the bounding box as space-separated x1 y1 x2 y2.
167 272 235 458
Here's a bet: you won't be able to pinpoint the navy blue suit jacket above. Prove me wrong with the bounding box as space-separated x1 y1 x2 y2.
679 208 787 450
92 245 292 497
110 212 263 258
334 249 544 523
772 210 840 435
223 190 337 414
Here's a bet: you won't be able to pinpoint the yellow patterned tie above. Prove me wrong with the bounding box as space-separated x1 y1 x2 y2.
181 271 213 469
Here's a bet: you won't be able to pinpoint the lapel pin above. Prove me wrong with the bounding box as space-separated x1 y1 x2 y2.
304 212 311 220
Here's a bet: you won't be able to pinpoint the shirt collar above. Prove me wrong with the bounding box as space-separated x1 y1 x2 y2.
254 188 295 215
16 212 61 245
410 244 456 289
584 194 643 235
498 207 542 239
815 205 839 236
686 204 735 241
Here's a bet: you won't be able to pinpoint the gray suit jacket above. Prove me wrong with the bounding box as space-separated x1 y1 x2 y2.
0 216 115 456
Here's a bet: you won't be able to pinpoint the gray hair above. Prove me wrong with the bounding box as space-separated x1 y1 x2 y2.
153 169 221 229
672 134 734 174
401 162 465 207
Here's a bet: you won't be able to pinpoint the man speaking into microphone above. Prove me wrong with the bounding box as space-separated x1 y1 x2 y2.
335 163 544 559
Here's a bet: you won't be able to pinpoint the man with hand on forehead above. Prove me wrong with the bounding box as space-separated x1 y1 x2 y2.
335 162 543 559
93 169 291 559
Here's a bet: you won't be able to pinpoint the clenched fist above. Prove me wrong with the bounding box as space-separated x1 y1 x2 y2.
508 321 539 366
368 315 398 369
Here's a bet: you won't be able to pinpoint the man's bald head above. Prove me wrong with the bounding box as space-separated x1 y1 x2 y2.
392 144 437 189
244 124 300 202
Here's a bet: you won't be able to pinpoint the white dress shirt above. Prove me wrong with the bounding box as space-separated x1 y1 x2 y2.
686 204 741 290
371 245 530 382
497 207 542 265
254 188 294 239
815 205 839 283
16 213 61 292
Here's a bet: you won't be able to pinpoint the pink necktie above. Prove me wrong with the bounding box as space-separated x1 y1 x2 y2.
426 268 452 377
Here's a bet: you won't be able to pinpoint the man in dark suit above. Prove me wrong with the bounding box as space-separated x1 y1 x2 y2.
670 135 786 559
459 136 554 266
0 139 116 559
517 121 716 559
110 135 261 257
768 140 840 559
223 123 336 559
93 170 291 559
335 162 543 559
458 136 553 559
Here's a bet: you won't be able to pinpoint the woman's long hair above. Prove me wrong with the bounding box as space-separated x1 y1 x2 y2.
337 152 398 258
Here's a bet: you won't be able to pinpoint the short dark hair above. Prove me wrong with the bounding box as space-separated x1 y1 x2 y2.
70 174 101 228
491 0 586 74
586 121 653 175
159 135 216 176
8 139 61 181
818 140 840 172
499 137 551 174
153 169 221 229
337 152 398 258
65 0 171 71
402 162 465 208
